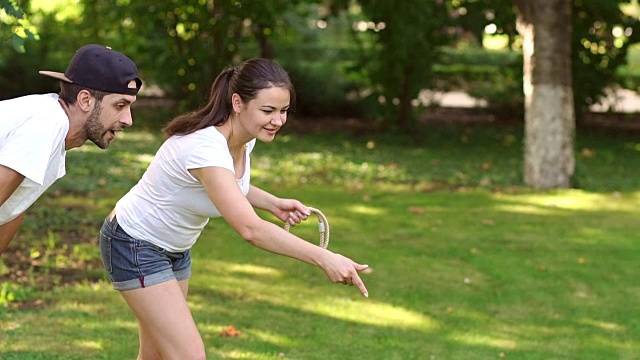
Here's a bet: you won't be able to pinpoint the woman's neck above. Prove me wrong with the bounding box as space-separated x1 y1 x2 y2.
219 118 249 152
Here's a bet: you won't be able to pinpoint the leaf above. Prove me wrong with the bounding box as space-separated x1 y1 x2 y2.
0 0 24 19
217 325 242 337
11 33 26 54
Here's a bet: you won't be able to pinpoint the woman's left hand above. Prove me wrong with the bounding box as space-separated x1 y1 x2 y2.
272 199 310 226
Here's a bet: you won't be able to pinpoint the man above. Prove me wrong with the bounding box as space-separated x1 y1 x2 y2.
0 44 142 254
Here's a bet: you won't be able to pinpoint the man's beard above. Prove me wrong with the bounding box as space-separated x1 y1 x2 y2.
85 102 109 149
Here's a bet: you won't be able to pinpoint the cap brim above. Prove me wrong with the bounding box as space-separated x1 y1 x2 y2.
39 71 73 83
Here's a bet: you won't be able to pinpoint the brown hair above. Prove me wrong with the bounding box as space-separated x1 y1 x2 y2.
163 58 296 138
59 82 107 105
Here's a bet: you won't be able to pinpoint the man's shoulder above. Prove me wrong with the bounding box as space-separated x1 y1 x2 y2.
0 94 67 135
0 93 62 117
0 93 58 104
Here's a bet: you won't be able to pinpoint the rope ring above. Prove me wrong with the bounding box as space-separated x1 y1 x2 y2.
284 207 330 249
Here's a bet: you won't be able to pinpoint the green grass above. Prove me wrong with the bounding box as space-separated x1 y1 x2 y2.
1 120 639 359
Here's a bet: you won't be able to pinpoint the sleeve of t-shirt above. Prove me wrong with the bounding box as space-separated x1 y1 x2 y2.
0 116 66 185
185 132 235 173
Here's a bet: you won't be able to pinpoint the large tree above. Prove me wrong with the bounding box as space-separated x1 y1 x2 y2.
515 0 575 189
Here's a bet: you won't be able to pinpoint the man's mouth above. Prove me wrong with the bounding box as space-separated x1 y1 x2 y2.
107 128 122 140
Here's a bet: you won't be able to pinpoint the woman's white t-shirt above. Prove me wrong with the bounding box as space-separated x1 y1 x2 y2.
0 94 67 225
115 126 255 252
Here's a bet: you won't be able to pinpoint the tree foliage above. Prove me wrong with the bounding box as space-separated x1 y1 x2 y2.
345 0 450 129
450 0 640 116
449 0 517 47
75 0 319 110
0 0 37 53
0 0 639 127
572 0 640 114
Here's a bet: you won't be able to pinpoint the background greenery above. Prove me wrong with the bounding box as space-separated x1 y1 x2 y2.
2 0 640 125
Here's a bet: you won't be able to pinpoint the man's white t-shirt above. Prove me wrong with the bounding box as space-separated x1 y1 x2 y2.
0 94 68 225
115 126 255 252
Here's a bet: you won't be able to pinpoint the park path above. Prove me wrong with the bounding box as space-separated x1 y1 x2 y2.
422 88 640 113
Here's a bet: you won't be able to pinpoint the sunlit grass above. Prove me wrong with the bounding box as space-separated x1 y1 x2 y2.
345 204 385 215
449 332 517 350
299 298 439 331
504 190 640 210
493 190 640 214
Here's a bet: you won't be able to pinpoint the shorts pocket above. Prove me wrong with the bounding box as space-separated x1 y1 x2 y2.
135 241 170 270
99 232 113 274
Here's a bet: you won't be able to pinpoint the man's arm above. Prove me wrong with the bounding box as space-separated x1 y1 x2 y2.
0 164 26 254
0 213 25 254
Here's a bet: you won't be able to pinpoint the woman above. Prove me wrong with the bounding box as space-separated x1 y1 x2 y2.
99 58 369 359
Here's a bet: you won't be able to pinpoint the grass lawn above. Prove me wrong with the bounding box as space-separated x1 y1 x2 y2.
1 118 639 359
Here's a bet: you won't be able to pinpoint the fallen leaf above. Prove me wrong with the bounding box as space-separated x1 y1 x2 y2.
217 325 242 337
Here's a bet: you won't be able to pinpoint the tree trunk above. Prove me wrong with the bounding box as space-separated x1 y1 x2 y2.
516 0 575 189
397 65 413 129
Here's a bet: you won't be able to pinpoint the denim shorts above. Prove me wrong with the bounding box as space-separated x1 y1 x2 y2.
99 214 192 291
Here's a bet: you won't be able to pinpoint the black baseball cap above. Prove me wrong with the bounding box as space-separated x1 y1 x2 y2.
39 44 142 95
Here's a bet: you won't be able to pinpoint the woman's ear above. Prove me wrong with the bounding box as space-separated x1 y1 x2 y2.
231 93 243 113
